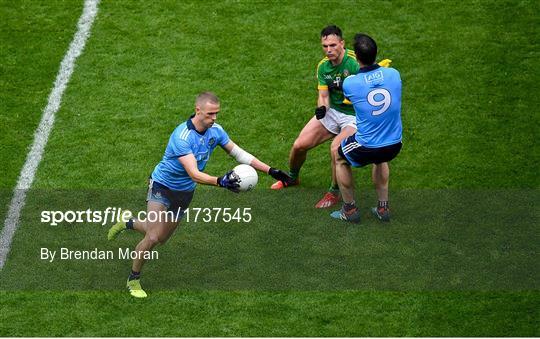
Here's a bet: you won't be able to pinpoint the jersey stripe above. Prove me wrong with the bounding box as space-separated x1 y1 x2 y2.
179 127 191 141
210 122 224 130
317 57 329 68
316 57 329 76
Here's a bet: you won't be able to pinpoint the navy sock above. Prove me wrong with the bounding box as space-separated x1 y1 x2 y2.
126 218 134 230
378 201 389 209
128 270 140 281
343 201 356 211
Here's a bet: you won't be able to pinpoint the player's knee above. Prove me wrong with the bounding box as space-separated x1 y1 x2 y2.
333 145 344 161
330 143 340 158
146 234 160 245
330 136 341 148
292 138 309 153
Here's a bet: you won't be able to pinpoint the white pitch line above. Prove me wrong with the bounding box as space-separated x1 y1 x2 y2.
0 0 101 269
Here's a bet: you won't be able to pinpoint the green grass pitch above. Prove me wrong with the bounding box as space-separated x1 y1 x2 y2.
1 0 538 336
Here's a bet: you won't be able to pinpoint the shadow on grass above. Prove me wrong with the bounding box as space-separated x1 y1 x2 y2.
0 188 537 291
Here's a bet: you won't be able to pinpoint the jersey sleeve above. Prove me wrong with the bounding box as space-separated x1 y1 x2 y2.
316 59 328 90
171 135 192 158
350 59 361 74
218 126 230 146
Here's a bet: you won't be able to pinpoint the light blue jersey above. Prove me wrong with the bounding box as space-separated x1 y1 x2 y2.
342 64 402 148
151 117 230 191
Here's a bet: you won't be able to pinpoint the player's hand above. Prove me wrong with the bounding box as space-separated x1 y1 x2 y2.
217 170 240 193
268 168 291 183
315 106 327 120
378 59 392 68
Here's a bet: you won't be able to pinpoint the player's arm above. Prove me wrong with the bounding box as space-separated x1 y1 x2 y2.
222 141 291 182
315 89 330 119
222 141 267 173
178 154 240 192
178 154 220 186
318 89 330 109
315 61 331 119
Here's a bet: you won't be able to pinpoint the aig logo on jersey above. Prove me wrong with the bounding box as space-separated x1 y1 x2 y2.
364 71 384 85
196 151 209 162
208 137 216 147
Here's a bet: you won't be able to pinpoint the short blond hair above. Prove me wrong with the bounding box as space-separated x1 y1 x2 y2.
195 91 220 107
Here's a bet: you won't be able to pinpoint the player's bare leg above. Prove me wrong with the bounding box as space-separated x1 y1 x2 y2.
127 201 178 298
131 219 148 234
371 162 391 221
372 163 389 201
130 200 165 235
131 221 176 273
289 117 334 173
131 202 177 272
316 125 356 208
335 156 355 204
331 154 360 222
271 117 333 189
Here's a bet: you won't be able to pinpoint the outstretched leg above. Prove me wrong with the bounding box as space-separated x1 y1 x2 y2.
271 116 333 189
316 125 356 208
126 201 179 298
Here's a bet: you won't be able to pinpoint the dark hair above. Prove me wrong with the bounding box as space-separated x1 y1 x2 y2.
320 25 343 39
353 33 377 65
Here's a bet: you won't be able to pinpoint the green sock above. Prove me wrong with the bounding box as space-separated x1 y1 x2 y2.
289 169 299 181
329 184 339 193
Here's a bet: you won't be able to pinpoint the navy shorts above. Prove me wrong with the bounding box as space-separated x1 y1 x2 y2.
338 135 402 168
146 178 194 219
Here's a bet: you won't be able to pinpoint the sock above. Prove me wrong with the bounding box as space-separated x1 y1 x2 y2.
378 201 389 209
343 201 356 212
126 218 134 230
128 270 140 281
289 169 300 181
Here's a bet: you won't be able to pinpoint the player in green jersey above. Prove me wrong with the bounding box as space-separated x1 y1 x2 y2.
271 25 359 208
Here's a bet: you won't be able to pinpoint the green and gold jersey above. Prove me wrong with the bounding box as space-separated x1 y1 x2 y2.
316 48 360 115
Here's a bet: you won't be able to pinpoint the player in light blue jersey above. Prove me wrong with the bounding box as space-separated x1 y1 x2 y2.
108 92 291 298
331 34 403 223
